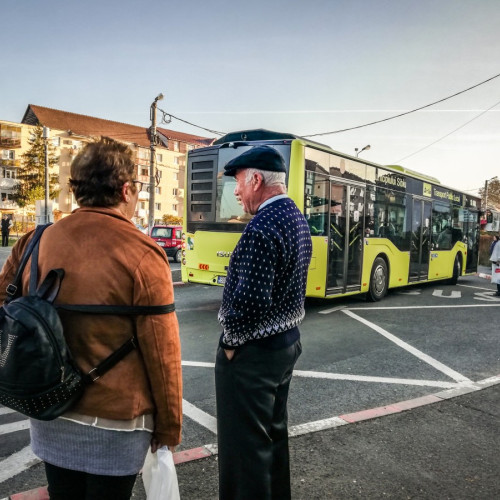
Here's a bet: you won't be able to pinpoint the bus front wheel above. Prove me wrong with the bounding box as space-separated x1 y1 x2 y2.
447 255 461 285
367 257 388 302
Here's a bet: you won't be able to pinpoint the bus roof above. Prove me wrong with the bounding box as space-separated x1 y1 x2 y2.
207 129 476 199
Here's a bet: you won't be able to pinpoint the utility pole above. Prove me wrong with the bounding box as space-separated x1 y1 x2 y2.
42 126 50 223
148 93 164 231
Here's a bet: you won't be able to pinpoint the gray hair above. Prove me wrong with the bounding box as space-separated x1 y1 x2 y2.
245 168 286 186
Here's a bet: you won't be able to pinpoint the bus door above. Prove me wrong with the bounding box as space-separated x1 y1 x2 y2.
409 198 432 282
327 181 364 293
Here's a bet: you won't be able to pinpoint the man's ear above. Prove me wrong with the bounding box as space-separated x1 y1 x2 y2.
121 182 131 203
252 173 263 191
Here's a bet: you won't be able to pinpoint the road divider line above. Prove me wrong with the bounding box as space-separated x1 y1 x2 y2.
458 284 495 291
293 370 459 388
182 362 459 388
342 310 473 384
347 304 500 310
182 399 218 434
182 361 215 368
0 420 29 436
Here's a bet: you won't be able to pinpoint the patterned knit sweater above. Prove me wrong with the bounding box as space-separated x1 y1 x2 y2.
218 197 312 347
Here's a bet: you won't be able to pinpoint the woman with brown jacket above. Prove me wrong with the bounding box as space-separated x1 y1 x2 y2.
0 138 182 499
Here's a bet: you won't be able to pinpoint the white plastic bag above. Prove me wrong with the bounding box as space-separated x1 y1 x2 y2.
142 447 180 500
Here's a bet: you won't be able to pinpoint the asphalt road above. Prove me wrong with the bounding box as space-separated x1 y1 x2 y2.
1 248 499 499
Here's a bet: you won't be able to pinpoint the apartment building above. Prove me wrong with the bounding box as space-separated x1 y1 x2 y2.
0 104 213 225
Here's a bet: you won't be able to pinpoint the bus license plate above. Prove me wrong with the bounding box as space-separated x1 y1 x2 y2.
217 276 226 285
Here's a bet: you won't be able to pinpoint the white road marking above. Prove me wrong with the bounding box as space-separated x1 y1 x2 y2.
396 289 422 295
342 310 473 384
458 284 495 291
0 407 16 416
345 304 500 310
432 290 461 298
0 420 29 436
182 399 218 434
474 291 500 302
182 361 215 368
293 370 459 389
318 305 347 314
289 416 347 436
0 446 39 484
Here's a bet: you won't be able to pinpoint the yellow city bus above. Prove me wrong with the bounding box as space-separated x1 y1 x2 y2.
181 129 481 300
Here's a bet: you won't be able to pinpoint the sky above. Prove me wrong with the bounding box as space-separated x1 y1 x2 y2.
2 0 499 195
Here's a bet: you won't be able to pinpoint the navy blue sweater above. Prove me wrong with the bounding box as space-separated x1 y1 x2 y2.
218 197 312 348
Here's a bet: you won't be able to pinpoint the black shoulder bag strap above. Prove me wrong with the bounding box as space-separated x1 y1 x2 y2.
5 223 52 303
58 303 176 385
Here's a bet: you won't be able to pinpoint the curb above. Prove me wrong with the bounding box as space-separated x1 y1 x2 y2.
8 375 500 499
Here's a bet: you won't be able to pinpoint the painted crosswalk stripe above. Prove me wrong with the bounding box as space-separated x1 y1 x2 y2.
0 420 29 436
0 446 39 484
182 399 218 434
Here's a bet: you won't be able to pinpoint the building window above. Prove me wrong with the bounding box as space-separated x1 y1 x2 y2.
140 167 148 176
51 137 61 147
155 187 161 194
172 204 178 212
173 156 179 165
140 202 146 210
155 203 161 211
0 125 21 148
172 188 178 196
157 153 163 162
173 141 179 152
174 172 179 181
3 168 16 179
138 148 149 159
2 150 15 160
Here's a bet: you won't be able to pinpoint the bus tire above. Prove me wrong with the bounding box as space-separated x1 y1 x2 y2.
174 249 182 263
448 255 461 285
367 257 388 302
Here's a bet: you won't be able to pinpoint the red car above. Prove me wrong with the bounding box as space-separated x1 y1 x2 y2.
150 225 182 262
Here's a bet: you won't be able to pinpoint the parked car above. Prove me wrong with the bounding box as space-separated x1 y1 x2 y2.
150 225 182 262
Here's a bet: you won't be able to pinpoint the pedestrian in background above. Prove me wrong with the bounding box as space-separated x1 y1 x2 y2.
215 146 313 500
490 233 500 296
1 214 12 247
0 138 182 500
489 234 499 256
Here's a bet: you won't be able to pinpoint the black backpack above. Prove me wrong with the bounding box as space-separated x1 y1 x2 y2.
0 224 175 420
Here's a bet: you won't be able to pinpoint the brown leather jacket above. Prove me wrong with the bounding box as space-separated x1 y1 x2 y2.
0 208 182 446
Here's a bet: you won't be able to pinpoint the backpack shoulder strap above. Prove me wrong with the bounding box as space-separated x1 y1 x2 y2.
5 223 52 302
56 303 175 315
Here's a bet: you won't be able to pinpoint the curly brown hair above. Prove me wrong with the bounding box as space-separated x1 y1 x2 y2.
69 137 137 207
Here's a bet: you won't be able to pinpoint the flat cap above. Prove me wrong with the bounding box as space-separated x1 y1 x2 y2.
223 145 286 176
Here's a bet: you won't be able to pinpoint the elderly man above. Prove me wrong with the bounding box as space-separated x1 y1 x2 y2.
215 145 312 500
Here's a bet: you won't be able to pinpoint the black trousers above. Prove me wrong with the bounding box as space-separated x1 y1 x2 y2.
215 340 302 500
44 462 137 500
1 231 8 247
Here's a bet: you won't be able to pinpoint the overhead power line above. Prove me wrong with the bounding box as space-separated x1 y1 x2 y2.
394 97 500 163
302 72 500 138
150 72 500 140
157 108 225 136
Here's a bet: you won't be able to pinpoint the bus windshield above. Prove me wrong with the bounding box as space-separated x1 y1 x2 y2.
215 144 291 224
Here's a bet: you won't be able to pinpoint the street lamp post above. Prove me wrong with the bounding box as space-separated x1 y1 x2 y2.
484 175 498 211
148 93 164 232
42 126 50 223
355 144 371 157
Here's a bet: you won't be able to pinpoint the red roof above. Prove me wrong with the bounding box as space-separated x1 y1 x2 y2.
22 105 213 148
